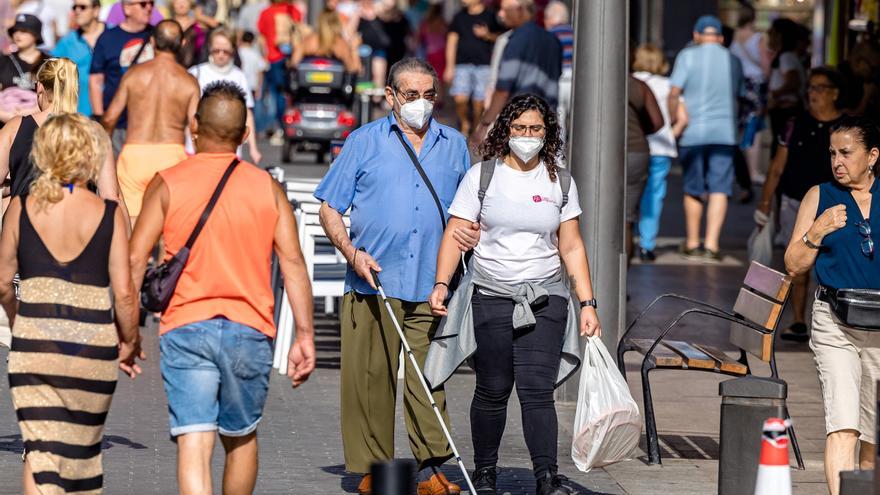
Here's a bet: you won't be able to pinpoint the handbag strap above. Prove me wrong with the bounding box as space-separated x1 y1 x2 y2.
184 158 240 249
393 126 446 229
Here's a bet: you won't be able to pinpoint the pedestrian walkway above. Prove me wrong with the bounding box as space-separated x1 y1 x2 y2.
0 168 836 494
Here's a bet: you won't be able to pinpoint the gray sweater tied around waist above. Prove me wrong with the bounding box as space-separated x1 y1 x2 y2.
423 262 582 391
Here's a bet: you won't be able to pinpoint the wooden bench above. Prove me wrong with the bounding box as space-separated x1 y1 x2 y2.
616 261 804 468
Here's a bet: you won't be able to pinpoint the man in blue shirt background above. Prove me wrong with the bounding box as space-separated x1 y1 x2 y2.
53 0 105 116
668 14 744 262
315 57 478 495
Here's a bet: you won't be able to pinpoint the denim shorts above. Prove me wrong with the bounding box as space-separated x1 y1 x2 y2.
160 319 273 438
678 144 735 197
450 64 491 100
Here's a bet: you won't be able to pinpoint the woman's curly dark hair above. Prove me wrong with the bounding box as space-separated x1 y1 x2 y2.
479 93 563 181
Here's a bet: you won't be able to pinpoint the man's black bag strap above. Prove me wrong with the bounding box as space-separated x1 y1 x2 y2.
184 158 240 249
393 126 447 229
131 27 154 66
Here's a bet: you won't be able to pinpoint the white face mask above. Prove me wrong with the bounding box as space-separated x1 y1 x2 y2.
508 136 544 162
398 98 433 130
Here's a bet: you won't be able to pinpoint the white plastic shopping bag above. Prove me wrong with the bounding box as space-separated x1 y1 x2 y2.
571 337 641 472
747 213 775 267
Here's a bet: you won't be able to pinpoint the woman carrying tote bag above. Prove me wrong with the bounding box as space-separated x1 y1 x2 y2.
426 94 600 495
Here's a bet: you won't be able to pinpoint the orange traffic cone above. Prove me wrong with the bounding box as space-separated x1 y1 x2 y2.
754 417 792 495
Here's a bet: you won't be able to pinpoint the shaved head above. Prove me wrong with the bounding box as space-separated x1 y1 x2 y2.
154 19 182 53
196 81 247 145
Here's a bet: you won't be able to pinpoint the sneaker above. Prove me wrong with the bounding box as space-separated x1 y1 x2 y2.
536 472 573 495
269 129 285 146
702 248 723 263
638 248 656 262
679 243 703 260
472 467 498 494
780 322 809 342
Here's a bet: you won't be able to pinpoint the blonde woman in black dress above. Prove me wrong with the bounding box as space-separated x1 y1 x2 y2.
0 113 142 494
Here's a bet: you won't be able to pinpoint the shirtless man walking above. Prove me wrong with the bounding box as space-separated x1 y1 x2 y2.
103 20 199 223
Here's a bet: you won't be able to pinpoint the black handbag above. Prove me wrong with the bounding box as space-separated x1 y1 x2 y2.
820 286 880 331
141 158 240 312
392 127 469 290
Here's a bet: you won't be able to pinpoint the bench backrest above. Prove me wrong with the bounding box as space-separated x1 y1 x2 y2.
728 261 792 362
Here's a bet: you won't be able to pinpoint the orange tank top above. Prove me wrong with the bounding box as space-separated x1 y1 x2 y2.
158 153 279 337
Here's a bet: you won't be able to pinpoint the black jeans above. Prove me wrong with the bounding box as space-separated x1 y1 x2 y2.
470 291 567 479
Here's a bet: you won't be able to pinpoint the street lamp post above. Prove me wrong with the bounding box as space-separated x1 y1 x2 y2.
557 0 628 403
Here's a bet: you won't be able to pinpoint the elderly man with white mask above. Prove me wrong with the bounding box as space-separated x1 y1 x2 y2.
315 57 480 495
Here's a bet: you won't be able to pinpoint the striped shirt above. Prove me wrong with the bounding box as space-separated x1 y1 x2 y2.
549 24 573 70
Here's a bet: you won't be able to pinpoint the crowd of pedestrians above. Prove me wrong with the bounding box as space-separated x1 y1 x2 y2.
619 6 880 495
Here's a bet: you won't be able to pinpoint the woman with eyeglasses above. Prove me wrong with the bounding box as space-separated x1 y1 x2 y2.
784 115 880 495
757 67 845 342
188 27 262 163
426 94 600 495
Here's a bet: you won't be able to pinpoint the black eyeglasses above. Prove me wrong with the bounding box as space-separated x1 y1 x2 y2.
395 89 437 103
510 124 546 136
72 4 95 11
857 220 874 258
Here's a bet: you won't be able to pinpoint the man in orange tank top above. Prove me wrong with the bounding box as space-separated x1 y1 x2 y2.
129 81 316 495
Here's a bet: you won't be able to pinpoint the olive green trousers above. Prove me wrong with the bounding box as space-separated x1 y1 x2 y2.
340 291 454 473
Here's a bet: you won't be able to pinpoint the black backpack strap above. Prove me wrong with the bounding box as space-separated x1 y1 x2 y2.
184 158 240 249
392 126 447 229
557 166 571 209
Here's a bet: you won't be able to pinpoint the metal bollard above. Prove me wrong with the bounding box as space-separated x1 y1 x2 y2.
840 470 873 494
717 376 787 495
371 460 415 495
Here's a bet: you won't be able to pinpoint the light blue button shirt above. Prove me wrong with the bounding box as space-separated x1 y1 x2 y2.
315 113 471 302
669 43 744 147
52 30 94 116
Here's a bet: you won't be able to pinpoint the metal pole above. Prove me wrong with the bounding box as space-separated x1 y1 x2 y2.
308 0 323 26
557 0 628 403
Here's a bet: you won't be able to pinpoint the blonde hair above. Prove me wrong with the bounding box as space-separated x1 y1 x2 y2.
36 58 79 114
317 11 343 56
30 114 105 208
632 43 670 76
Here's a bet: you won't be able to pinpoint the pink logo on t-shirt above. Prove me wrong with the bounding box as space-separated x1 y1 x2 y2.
532 195 542 203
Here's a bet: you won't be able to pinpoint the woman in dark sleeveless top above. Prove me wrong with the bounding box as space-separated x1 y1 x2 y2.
0 58 128 221
0 114 142 494
784 116 880 495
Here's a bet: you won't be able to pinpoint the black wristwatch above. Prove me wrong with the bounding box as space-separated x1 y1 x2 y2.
580 298 597 309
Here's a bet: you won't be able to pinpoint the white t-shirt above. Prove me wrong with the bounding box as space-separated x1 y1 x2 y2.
238 45 268 95
633 71 677 158
188 63 255 108
186 63 254 154
448 160 582 284
769 51 805 105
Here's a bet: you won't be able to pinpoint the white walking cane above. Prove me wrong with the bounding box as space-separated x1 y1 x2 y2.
367 264 476 494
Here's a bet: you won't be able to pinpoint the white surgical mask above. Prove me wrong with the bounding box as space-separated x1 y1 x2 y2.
508 136 544 162
398 98 433 130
